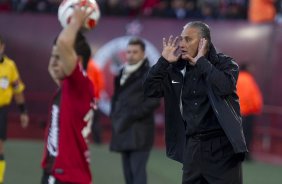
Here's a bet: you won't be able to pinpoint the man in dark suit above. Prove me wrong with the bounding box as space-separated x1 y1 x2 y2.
144 21 247 184
110 38 160 184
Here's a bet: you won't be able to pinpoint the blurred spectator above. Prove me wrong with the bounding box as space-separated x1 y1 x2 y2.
124 0 160 17
0 0 12 12
165 0 202 19
11 0 26 12
45 0 61 13
99 0 127 16
166 0 188 19
199 2 218 19
198 0 220 17
110 37 160 184
141 0 160 16
125 0 145 16
249 0 276 23
3 0 280 22
151 0 170 17
224 2 247 19
275 0 282 23
237 63 263 161
186 0 202 19
10 0 59 13
218 0 248 19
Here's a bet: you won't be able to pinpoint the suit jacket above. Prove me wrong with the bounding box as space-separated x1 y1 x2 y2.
110 59 160 152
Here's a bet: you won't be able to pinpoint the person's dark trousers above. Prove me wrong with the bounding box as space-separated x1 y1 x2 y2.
182 132 244 184
0 106 8 141
0 106 8 184
91 109 103 144
242 115 255 160
121 150 150 184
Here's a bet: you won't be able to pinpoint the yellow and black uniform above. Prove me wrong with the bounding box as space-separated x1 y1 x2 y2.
0 55 25 140
0 55 25 183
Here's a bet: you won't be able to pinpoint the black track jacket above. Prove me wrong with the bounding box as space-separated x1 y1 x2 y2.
143 44 247 163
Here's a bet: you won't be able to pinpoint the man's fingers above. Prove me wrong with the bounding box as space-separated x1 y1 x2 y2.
85 5 95 16
185 54 194 62
199 38 204 50
168 35 173 45
163 36 179 47
175 53 181 60
198 38 208 57
202 39 208 49
172 36 179 47
72 4 90 17
163 37 167 47
199 38 208 50
83 109 94 122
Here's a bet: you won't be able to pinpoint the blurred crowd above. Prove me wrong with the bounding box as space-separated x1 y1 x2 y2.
99 0 249 20
0 0 60 13
0 0 282 23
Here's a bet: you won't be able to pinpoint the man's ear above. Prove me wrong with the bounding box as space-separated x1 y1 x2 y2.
203 38 210 51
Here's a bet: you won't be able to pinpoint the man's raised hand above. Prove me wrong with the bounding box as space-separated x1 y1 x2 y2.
162 35 180 63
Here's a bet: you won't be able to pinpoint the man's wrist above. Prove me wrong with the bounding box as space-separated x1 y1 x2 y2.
195 54 205 62
69 19 83 30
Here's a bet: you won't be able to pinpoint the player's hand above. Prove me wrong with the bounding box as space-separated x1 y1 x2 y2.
185 38 208 65
20 113 29 128
82 109 94 138
93 99 99 110
71 4 94 27
83 109 94 124
162 35 180 63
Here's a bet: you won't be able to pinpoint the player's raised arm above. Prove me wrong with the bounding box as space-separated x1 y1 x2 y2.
56 6 92 76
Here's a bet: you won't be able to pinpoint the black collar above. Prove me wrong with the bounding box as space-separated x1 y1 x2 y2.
207 43 219 64
0 57 4 63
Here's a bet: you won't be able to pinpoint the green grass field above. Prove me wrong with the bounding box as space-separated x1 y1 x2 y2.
4 140 282 184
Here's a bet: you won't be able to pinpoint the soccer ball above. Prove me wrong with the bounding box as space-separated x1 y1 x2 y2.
58 0 101 30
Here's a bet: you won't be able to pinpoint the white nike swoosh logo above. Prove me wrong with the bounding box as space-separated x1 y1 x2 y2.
172 80 180 84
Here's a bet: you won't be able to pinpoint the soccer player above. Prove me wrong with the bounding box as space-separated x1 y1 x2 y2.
41 7 94 184
0 35 29 184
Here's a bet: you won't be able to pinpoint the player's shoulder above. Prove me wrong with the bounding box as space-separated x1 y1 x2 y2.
2 56 19 72
217 53 238 69
217 53 234 62
3 56 16 66
68 64 93 89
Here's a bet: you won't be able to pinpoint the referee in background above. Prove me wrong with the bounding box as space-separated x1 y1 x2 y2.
0 35 29 183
